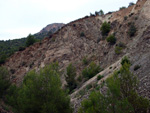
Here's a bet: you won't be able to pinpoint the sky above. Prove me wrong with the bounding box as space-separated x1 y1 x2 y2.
0 0 137 40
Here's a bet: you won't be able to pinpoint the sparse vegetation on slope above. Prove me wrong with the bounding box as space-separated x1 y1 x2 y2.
115 42 126 54
106 34 116 45
82 56 89 65
128 22 137 37
82 62 101 79
100 21 111 36
79 58 150 113
65 63 77 93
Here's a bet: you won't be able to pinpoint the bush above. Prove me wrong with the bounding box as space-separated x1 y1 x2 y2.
121 56 131 66
124 16 128 20
97 75 104 81
0 66 10 97
100 22 111 36
77 75 83 82
6 63 72 113
65 63 77 93
0 55 7 64
86 84 92 90
106 35 116 44
95 11 99 16
129 2 135 7
82 57 88 65
19 46 25 51
135 16 138 20
26 34 36 47
117 42 126 48
120 7 126 10
5 85 19 110
129 13 134 17
73 24 76 27
115 46 123 54
134 65 141 71
99 10 104 16
79 91 107 113
80 32 85 37
82 62 100 79
128 23 136 37
115 42 126 54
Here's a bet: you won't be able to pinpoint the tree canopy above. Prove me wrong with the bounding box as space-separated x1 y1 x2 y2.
25 34 36 47
5 63 72 113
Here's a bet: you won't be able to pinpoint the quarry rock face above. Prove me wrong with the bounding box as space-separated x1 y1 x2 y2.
4 0 150 111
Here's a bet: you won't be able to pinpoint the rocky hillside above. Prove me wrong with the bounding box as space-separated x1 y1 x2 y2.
39 23 64 34
0 23 64 65
34 23 64 40
3 0 150 112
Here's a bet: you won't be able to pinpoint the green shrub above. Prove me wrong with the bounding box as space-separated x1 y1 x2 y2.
77 75 83 82
26 34 36 47
79 91 107 113
115 46 123 54
118 42 126 48
135 16 138 20
124 16 128 20
128 23 136 37
121 56 131 66
86 84 92 90
96 85 100 90
120 7 126 10
80 32 85 37
0 55 7 64
134 65 141 71
79 90 86 97
99 10 104 16
10 69 15 74
82 62 100 79
65 63 77 93
18 46 25 51
129 2 135 7
73 24 76 27
82 57 88 65
95 11 99 16
97 75 104 81
5 85 19 110
115 42 126 54
100 22 111 36
129 13 134 17
0 66 10 97
106 35 116 44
